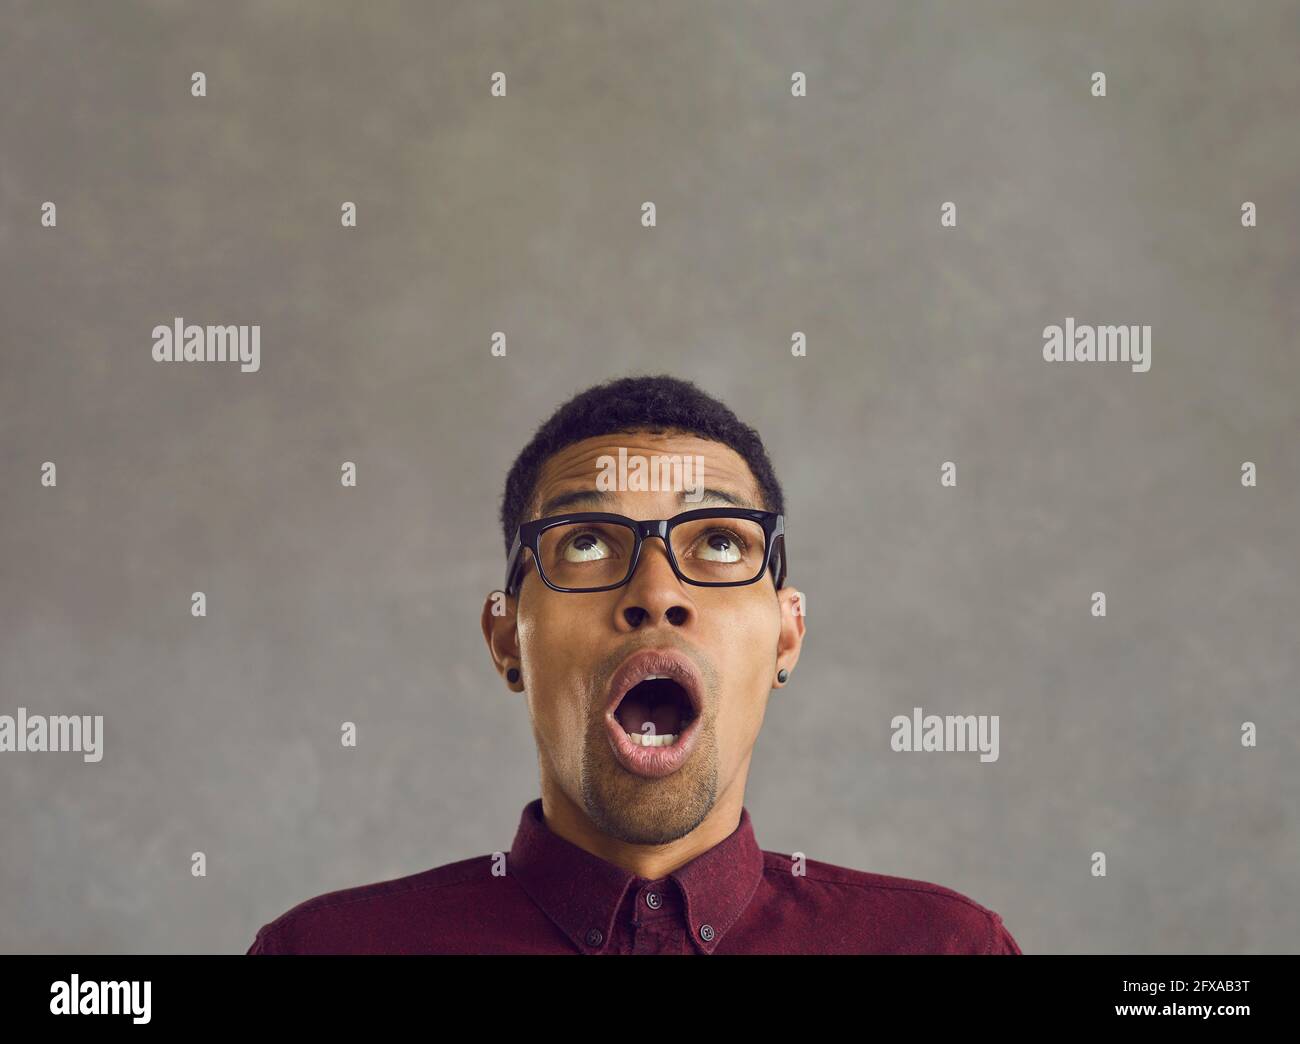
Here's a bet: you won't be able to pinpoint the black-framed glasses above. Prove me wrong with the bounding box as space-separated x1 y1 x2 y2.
503 508 786 595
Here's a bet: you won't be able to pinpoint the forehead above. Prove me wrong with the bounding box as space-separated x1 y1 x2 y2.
528 430 765 519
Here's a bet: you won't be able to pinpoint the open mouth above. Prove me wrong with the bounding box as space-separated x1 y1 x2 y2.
603 649 705 778
613 675 698 747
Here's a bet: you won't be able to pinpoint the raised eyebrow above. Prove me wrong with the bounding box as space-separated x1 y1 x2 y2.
535 486 757 518
535 489 613 518
688 487 759 510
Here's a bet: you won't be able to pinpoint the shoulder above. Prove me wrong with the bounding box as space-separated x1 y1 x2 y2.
756 850 1022 954
246 854 515 954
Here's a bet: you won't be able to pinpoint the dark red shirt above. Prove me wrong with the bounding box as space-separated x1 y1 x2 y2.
247 798 1022 955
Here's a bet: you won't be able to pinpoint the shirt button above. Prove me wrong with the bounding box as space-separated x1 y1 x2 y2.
699 924 715 942
585 928 603 947
645 892 662 910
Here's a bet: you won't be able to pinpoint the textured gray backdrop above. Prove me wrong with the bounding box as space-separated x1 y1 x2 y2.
1 0 1296 954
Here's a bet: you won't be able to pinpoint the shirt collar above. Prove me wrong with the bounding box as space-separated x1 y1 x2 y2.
508 797 764 954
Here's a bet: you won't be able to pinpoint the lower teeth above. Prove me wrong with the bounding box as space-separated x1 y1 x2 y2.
628 731 677 747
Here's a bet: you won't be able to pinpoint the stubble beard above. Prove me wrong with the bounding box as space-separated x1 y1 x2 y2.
579 709 719 846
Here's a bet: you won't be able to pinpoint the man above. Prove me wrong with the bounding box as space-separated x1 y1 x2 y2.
247 374 1022 955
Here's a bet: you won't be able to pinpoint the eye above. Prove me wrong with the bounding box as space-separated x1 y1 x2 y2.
562 530 614 562
694 528 746 563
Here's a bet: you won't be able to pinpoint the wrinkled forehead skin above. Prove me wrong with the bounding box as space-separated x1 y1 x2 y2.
526 430 768 523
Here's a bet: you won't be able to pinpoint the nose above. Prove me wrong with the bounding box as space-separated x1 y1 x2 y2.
613 534 694 630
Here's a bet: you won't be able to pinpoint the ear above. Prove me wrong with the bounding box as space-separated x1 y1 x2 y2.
773 585 806 686
481 590 523 689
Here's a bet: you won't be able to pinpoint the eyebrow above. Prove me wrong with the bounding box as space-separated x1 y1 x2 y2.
535 487 759 519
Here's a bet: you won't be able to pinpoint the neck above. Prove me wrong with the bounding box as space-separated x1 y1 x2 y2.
537 771 749 880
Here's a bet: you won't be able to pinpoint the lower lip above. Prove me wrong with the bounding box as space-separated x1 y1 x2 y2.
605 711 701 779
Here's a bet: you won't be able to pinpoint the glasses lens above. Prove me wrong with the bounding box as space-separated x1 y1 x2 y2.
670 516 767 584
537 521 637 590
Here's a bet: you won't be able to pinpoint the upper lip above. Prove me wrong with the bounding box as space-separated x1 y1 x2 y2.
604 648 704 722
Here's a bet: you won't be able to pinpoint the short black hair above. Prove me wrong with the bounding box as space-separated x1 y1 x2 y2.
499 374 786 556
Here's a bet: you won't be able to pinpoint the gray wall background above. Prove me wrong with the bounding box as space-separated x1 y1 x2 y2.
1 0 1296 954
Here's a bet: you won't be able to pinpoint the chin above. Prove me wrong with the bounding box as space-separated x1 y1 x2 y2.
580 758 718 846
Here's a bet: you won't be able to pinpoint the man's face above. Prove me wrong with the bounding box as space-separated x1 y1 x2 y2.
489 430 802 846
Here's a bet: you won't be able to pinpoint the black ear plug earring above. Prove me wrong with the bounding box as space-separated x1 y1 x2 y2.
506 667 520 684
776 668 789 684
